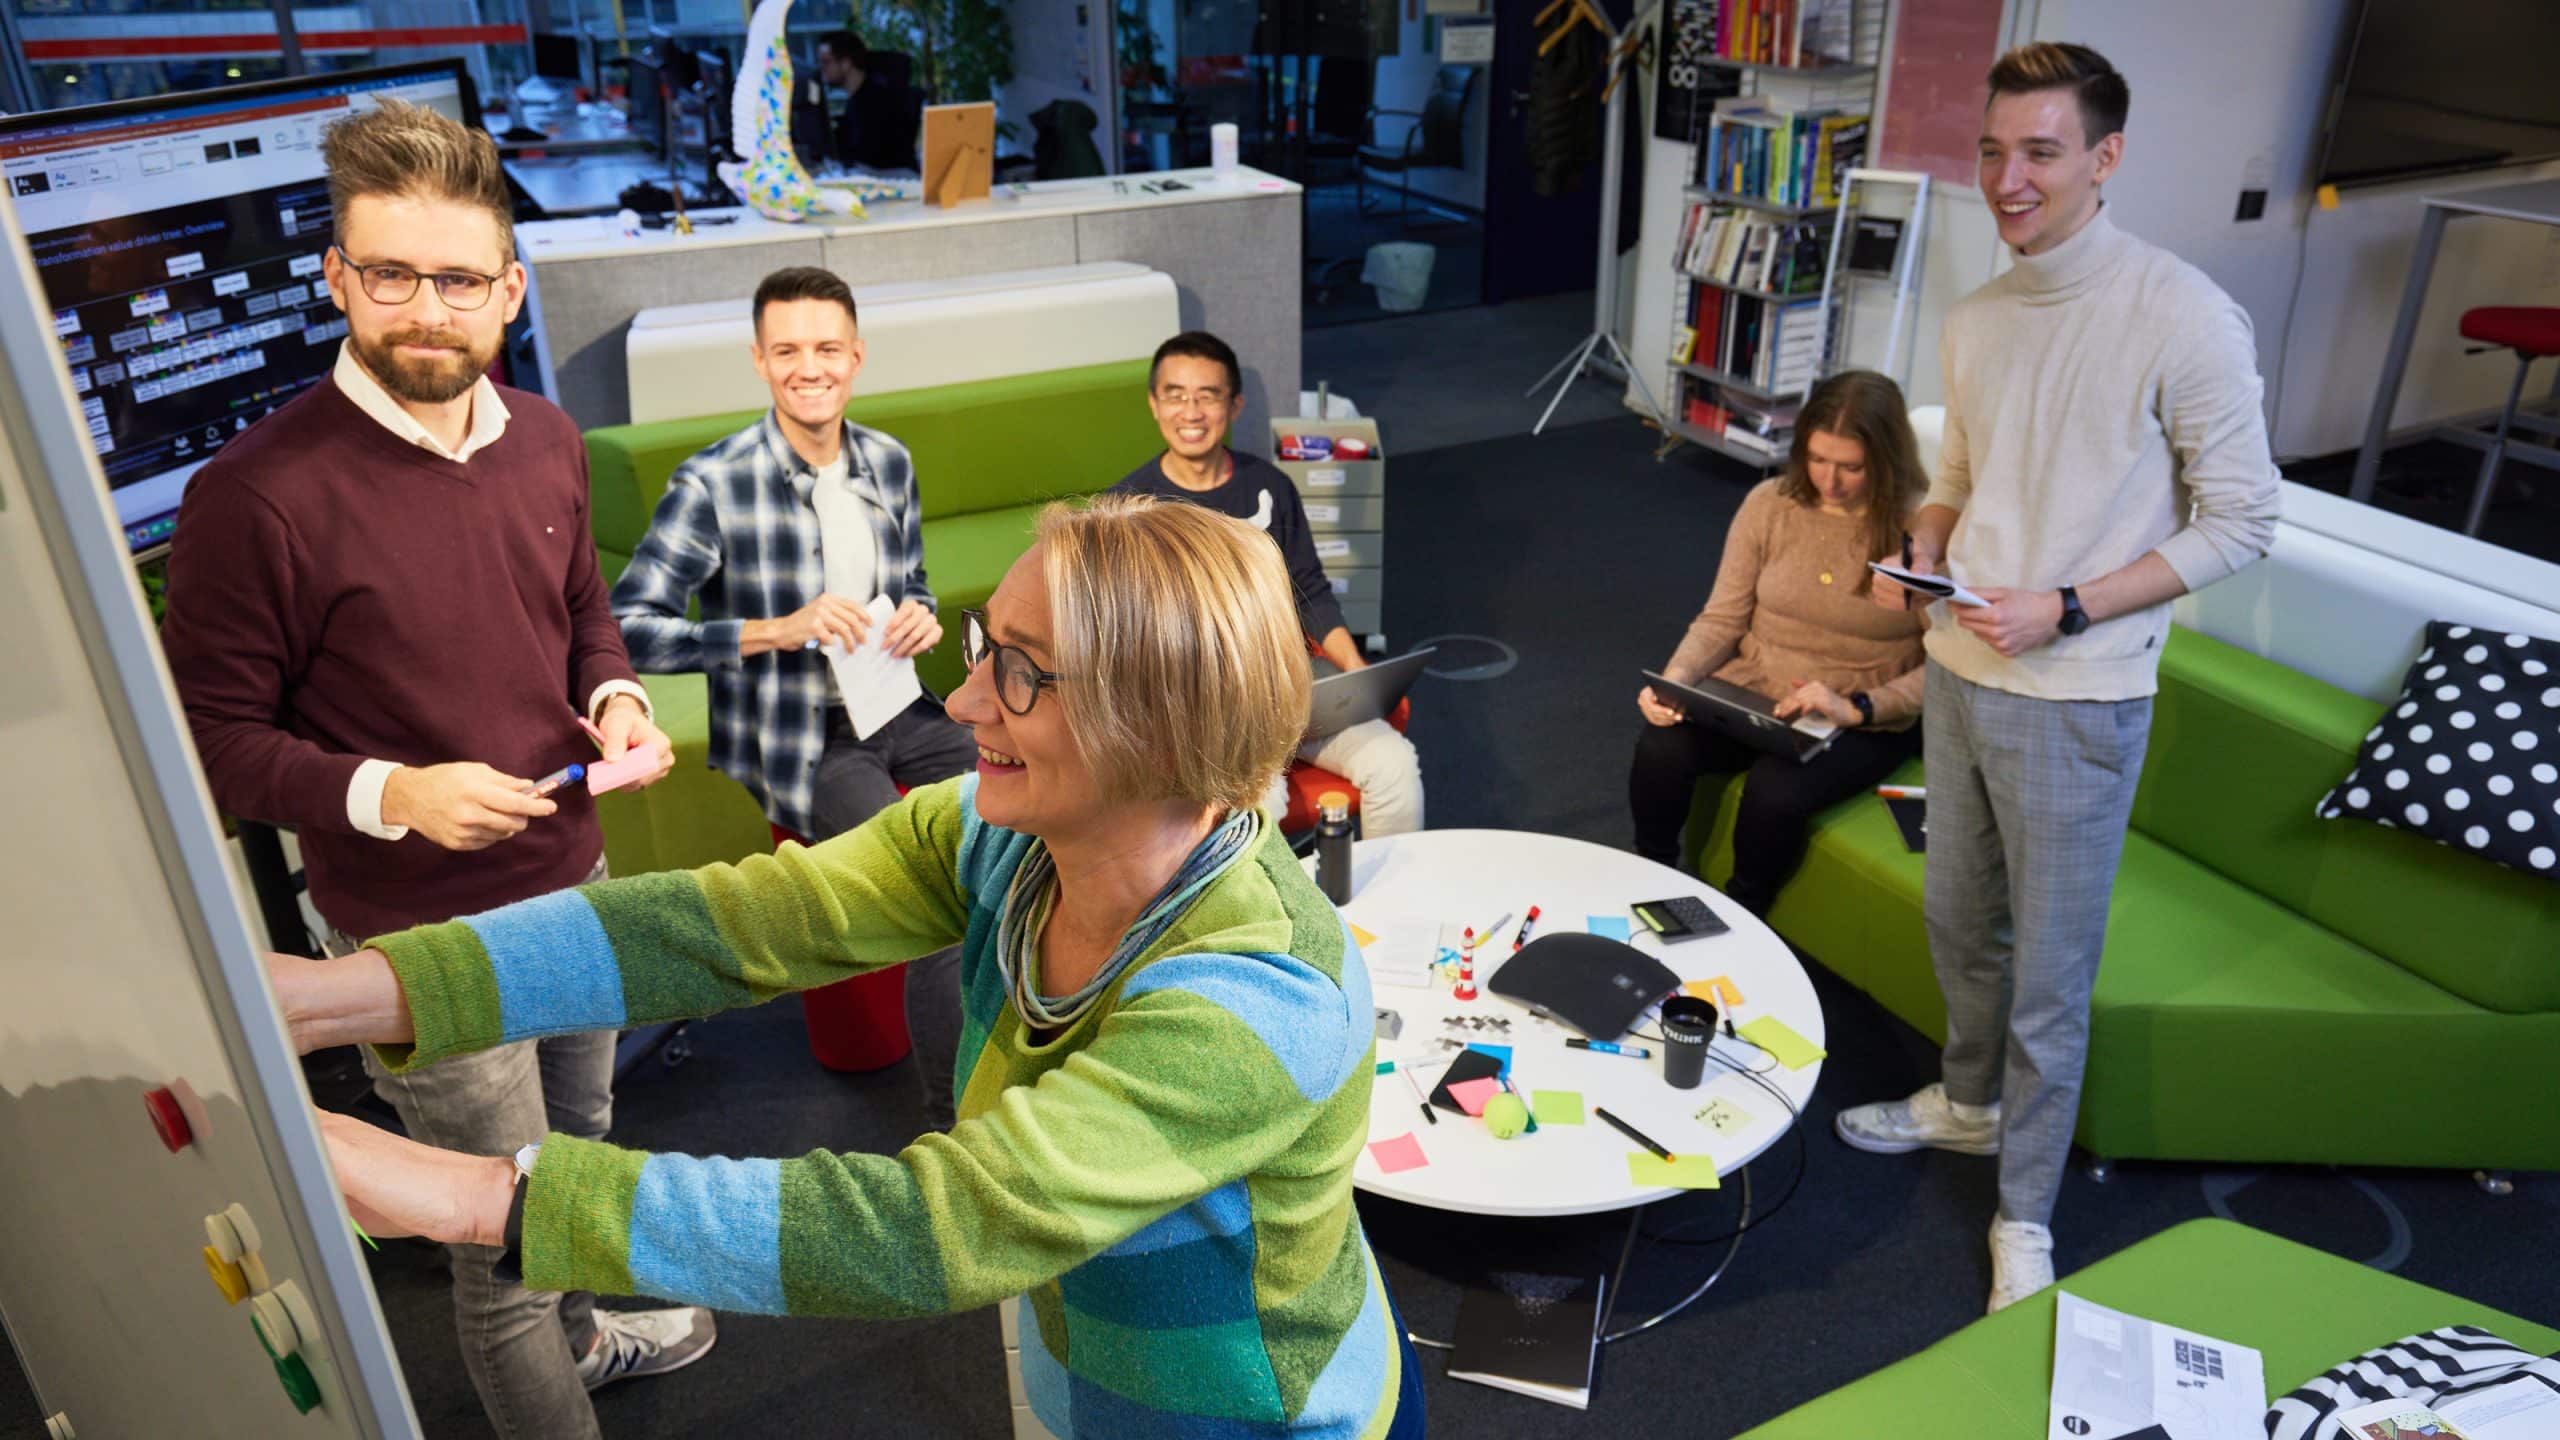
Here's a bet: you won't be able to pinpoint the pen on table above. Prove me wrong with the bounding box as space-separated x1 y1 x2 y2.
1511 905 1542 952
1875 784 1926 800
1566 1037 1652 1059
1400 1065 1438 1125
1470 913 1512 951
1594 1106 1675 1161
524 763 585 798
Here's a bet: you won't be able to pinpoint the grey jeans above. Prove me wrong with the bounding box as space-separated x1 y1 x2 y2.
1921 661 2151 1228
326 855 614 1440
811 700 974 1131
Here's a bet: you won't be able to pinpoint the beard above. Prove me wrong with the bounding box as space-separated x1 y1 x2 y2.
352 324 496 404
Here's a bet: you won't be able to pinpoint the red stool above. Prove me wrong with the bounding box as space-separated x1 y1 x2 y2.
2455 306 2560 536
771 822 914 1072
1279 637 1414 833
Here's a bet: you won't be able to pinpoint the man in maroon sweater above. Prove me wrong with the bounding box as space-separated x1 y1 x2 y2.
159 99 713 1436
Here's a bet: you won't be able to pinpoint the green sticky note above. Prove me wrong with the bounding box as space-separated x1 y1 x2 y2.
1531 1089 1584 1126
1626 1151 1719 1189
1737 1015 1826 1070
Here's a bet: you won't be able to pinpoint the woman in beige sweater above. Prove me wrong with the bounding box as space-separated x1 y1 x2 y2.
1632 371 1929 913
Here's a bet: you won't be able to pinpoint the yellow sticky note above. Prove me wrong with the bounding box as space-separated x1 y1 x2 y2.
1626 1152 1719 1189
2316 182 2339 211
1349 923 1378 948
1737 1015 1826 1070
1531 1089 1584 1126
1682 979 1718 1003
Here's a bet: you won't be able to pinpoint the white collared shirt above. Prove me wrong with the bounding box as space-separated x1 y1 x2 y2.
332 340 512 463
332 343 651 840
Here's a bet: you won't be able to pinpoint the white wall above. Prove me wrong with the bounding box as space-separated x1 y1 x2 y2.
1363 19 1489 212
1625 0 2560 460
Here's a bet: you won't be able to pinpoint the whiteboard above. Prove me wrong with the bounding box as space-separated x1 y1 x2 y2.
0 171 419 1437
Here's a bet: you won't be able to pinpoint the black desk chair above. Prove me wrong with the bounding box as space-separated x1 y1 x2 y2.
1306 58 1378 299
1357 65 1476 227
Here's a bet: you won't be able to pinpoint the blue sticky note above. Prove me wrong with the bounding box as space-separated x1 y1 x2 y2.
1464 1043 1512 1077
1588 914 1633 942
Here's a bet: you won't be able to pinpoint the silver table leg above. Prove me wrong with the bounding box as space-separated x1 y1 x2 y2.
2350 205 2453 505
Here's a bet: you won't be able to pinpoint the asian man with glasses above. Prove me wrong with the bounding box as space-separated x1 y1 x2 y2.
1112 331 1425 836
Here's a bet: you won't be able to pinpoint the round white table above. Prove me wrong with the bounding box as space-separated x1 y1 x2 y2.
1321 829 1826 1347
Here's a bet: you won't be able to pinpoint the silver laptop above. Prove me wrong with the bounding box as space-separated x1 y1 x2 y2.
1306 648 1435 740
1641 669 1839 762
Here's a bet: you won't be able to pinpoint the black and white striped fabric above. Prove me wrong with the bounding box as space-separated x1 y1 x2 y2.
2264 1325 2560 1438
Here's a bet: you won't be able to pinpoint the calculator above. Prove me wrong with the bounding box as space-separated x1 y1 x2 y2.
1630 895 1731 941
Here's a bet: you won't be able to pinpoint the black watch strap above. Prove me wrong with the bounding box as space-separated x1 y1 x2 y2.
2058 585 2089 635
1850 691 1875 725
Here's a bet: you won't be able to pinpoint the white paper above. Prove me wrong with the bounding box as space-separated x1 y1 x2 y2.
824 593 924 741
2049 1292 2266 1440
1868 560 1991 607
1351 915 1438 989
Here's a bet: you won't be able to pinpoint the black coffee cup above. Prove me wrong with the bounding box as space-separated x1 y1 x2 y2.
1660 994 1717 1089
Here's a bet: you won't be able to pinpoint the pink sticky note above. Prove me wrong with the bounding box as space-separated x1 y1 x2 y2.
1447 1077 1503 1117
585 737 671 796
1367 1133 1428 1174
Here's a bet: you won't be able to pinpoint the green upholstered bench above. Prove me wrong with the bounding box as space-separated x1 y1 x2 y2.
581 360 1164 876
1683 627 2560 1173
1735 1217 2560 1439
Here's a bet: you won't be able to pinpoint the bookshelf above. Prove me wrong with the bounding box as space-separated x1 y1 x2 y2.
1662 0 1890 470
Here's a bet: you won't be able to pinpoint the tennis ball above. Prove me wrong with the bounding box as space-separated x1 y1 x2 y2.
1483 1092 1529 1139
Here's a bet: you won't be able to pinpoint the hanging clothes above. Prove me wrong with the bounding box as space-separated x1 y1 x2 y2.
1527 16 1606 198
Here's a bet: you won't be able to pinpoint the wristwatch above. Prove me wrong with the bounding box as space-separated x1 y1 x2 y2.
2057 585 2090 637
1848 691 1875 726
513 1141 542 1182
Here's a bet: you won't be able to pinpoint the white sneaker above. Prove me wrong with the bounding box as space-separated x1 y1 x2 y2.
575 1305 718 1392
1833 1082 2001 1156
1987 1218 2055 1314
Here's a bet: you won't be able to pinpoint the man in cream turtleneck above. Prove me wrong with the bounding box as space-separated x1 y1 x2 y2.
1834 43 2280 1312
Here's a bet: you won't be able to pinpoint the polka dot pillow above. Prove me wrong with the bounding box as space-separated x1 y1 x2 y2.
2316 621 2560 879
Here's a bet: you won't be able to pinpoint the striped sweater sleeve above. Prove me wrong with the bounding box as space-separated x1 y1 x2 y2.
524 938 1369 1318
363 777 975 1071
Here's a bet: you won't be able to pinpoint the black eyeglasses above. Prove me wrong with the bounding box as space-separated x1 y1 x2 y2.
962 609 1064 716
331 245 508 311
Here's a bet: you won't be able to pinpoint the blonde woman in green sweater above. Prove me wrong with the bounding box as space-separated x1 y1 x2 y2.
1631 369 1932 913
270 495 1426 1439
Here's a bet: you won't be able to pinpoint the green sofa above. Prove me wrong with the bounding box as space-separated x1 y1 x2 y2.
580 359 1164 876
1736 1217 2560 1439
1684 626 2560 1173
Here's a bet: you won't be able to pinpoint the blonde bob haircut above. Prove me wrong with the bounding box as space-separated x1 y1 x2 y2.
1033 494 1312 815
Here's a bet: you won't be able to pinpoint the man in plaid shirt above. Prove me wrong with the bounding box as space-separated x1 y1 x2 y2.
611 265 973 1123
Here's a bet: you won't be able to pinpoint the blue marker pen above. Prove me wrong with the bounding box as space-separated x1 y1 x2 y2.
1566 1037 1653 1059
525 763 585 799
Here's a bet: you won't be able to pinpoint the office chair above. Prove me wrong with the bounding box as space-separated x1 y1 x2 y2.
1357 65 1477 227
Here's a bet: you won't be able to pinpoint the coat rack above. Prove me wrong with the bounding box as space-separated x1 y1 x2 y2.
1524 0 1667 436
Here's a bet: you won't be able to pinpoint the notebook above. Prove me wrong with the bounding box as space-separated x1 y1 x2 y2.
1448 1271 1605 1410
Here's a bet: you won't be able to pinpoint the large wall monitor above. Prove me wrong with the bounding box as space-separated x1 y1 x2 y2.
0 61 480 555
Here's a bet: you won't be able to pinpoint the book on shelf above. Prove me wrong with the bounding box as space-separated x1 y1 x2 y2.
1701 102 1869 210
1707 0 1861 68
1677 202 1828 295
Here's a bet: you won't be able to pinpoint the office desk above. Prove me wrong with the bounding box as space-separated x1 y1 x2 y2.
514 166 1303 441
2348 178 2560 509
506 152 714 218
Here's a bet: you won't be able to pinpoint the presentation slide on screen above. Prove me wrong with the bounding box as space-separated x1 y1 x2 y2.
0 75 465 550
